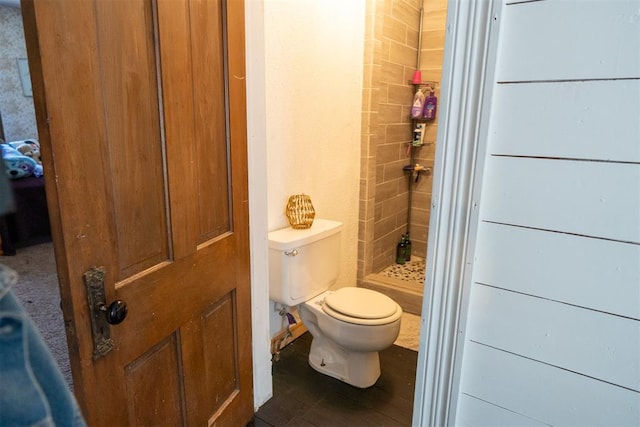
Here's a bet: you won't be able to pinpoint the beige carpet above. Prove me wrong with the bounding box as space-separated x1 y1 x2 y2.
395 312 421 351
0 242 72 388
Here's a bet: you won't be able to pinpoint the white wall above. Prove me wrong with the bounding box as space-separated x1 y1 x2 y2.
245 0 366 408
0 5 38 140
245 0 273 410
454 1 640 424
260 0 365 335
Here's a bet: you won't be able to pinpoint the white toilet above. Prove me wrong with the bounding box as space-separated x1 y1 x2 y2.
268 218 402 388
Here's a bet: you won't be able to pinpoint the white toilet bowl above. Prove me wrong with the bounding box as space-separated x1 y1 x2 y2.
298 287 402 388
268 219 403 388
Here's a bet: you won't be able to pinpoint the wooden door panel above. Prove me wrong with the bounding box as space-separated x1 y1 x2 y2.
202 294 239 407
115 240 237 362
156 0 199 259
182 292 240 424
200 296 248 426
190 0 232 243
125 334 185 425
23 0 253 425
96 0 169 277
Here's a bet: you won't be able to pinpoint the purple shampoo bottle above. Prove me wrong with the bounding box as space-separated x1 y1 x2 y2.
410 89 425 119
423 91 437 120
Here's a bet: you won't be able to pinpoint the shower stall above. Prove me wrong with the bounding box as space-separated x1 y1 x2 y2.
357 0 448 315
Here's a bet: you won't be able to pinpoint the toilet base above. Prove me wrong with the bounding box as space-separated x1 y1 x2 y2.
307 335 381 388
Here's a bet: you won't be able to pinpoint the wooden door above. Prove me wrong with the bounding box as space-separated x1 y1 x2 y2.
21 0 253 425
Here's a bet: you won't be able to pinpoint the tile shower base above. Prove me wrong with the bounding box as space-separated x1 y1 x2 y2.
379 256 426 284
360 257 425 316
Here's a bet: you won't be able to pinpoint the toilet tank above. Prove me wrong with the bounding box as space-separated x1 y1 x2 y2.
268 219 342 306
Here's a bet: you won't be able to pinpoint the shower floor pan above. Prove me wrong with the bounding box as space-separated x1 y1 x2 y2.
379 257 425 283
361 257 425 316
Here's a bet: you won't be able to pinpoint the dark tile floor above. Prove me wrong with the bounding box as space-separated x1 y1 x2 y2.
249 332 418 426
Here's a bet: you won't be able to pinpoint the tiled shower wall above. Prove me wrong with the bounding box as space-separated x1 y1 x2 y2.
358 0 447 280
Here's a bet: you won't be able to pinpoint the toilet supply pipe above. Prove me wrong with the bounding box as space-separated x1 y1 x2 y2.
273 304 297 361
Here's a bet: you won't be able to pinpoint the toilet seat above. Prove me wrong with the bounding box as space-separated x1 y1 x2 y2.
322 287 402 326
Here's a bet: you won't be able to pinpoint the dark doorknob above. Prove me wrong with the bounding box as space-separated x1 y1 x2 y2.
99 300 128 325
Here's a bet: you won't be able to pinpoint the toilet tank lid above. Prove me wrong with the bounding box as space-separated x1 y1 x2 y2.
268 219 342 250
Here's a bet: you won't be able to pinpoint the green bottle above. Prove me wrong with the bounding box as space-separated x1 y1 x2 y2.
404 233 412 262
396 237 406 264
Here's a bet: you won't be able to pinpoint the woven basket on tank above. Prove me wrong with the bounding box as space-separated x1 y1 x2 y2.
285 194 315 229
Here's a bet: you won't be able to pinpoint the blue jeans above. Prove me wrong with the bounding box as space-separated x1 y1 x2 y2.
0 265 86 427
